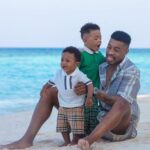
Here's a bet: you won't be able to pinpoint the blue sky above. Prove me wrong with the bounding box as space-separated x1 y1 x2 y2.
0 0 149 48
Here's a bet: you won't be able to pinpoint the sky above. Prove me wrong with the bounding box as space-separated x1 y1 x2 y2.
0 0 149 48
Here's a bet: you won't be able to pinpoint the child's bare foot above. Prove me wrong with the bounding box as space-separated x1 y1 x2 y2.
59 142 70 147
0 140 32 149
71 134 82 146
78 139 90 150
70 140 77 145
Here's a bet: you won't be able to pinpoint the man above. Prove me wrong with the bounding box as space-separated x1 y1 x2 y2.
78 31 140 150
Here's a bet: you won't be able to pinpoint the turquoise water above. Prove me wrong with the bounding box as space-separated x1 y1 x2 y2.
0 48 150 115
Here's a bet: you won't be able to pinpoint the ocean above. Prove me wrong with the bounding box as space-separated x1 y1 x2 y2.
0 48 150 115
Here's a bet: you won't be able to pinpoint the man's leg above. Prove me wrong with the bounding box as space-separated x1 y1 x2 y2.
0 87 58 149
78 100 131 150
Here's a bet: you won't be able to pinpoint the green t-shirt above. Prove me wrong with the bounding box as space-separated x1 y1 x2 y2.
79 50 105 88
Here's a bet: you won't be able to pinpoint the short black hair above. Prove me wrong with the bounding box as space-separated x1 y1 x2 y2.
111 31 131 46
80 23 100 39
62 46 81 62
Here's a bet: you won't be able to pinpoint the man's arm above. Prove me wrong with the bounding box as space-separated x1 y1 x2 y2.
96 90 126 106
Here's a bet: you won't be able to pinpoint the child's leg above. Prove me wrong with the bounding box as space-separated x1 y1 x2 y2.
59 132 71 147
71 134 83 145
57 107 70 146
84 97 99 135
69 107 85 145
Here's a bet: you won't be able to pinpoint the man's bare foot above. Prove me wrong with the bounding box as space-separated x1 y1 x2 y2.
78 139 90 150
0 140 32 150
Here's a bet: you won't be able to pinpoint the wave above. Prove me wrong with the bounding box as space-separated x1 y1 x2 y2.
0 99 37 115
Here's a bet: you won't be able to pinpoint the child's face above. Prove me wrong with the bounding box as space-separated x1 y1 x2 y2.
83 29 102 52
61 52 79 74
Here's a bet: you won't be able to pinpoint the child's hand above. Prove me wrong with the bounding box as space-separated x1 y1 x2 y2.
85 98 93 107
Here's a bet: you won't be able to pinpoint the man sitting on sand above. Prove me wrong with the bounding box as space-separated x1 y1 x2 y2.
78 31 140 150
0 30 140 150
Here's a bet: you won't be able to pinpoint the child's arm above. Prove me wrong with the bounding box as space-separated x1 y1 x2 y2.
85 83 94 107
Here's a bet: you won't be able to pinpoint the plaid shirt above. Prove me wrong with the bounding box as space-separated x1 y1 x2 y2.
99 57 140 117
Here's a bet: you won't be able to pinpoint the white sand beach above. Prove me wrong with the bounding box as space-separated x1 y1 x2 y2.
0 95 150 150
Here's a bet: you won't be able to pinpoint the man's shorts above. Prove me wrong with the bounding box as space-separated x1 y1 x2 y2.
97 112 140 141
57 107 84 134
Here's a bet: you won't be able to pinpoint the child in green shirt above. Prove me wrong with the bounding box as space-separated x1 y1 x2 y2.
79 23 105 135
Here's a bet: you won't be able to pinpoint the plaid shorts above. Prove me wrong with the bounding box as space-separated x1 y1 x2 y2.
57 107 84 134
84 96 99 135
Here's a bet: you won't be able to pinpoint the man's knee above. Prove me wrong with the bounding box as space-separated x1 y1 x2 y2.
40 87 58 107
115 100 130 114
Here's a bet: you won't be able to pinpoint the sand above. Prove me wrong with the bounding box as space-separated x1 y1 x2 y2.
0 95 150 150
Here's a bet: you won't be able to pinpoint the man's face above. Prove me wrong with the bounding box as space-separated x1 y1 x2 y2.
83 29 102 52
106 39 128 65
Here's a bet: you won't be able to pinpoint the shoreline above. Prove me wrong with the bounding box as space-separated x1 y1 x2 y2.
0 95 150 150
0 94 149 116
137 94 150 99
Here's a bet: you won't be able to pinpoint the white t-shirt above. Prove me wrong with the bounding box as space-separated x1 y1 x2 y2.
51 67 92 108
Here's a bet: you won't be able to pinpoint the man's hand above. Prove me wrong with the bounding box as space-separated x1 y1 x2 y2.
74 82 87 95
96 90 106 100
40 83 52 97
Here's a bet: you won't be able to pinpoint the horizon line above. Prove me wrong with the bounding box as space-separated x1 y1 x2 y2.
0 47 150 49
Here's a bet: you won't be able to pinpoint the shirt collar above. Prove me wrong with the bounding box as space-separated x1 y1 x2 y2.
121 56 127 67
62 67 79 76
103 56 127 70
83 46 99 54
100 57 128 91
117 56 127 70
